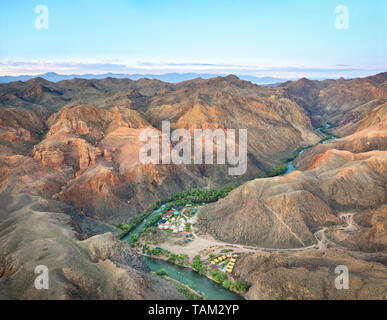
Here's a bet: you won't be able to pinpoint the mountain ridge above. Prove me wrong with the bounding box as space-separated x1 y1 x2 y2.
0 72 291 85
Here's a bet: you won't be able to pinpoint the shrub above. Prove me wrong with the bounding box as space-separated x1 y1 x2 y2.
155 268 168 276
191 255 202 272
142 244 149 253
176 254 189 266
151 248 162 255
174 282 204 300
222 279 231 289
130 234 139 242
231 279 250 292
211 270 227 283
167 254 177 263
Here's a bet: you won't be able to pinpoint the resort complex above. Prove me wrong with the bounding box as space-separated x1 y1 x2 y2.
120 198 248 296
155 206 197 234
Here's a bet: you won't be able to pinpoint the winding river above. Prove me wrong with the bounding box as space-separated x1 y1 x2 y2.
284 124 336 175
122 124 336 300
121 204 168 242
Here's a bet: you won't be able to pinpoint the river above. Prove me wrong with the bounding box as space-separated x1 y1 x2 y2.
283 124 336 175
121 204 168 242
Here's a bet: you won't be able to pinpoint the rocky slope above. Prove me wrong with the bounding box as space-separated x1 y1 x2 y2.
235 250 387 300
294 123 386 171
0 189 182 299
198 147 386 248
334 101 387 137
325 205 387 254
0 107 47 156
281 72 387 127
143 75 321 173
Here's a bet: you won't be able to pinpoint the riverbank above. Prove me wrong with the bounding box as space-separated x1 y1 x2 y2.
162 275 206 300
144 256 244 300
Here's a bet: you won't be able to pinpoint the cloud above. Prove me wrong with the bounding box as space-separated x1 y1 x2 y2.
0 60 128 70
137 61 257 68
0 61 133 76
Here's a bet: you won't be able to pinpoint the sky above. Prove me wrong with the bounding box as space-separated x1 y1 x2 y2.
0 0 386 79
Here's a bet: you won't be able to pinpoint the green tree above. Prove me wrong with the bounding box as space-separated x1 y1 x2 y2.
167 253 177 263
222 279 231 289
155 268 168 276
177 254 189 266
142 244 149 253
191 255 202 272
232 279 250 292
199 265 206 275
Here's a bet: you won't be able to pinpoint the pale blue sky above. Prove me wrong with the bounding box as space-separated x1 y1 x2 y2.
0 0 386 78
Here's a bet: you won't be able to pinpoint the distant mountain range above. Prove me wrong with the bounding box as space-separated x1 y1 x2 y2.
0 72 291 85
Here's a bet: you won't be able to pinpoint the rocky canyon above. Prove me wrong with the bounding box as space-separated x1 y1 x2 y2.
0 72 386 299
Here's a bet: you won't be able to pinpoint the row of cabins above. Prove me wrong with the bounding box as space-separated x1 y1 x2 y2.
210 254 238 274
